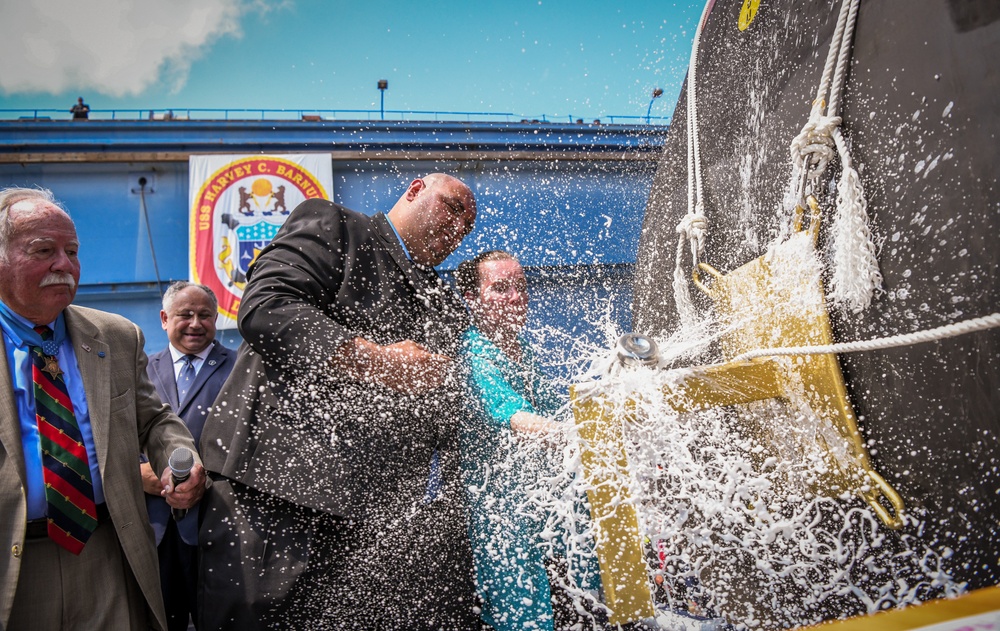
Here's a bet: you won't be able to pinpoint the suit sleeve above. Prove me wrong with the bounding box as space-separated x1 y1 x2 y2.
237 199 360 378
131 324 200 475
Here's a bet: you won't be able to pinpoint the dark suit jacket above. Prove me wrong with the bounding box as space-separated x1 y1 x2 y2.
0 305 201 631
200 201 469 520
199 200 476 625
145 341 233 545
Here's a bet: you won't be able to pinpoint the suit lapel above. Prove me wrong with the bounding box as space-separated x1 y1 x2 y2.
150 350 179 410
64 307 111 476
0 336 27 490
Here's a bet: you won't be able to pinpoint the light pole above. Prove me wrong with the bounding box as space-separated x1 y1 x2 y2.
377 79 388 120
646 87 663 124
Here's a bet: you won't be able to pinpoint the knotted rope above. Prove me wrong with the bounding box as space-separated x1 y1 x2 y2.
672 0 714 328
675 0 880 323
789 0 882 313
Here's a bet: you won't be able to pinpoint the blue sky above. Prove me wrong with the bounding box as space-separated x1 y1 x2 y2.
0 0 701 122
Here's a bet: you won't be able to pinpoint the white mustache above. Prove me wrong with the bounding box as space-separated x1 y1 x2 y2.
39 273 77 289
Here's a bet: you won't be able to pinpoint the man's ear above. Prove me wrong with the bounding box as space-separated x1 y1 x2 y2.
405 178 425 202
160 310 169 330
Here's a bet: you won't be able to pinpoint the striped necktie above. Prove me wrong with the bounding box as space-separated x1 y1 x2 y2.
32 325 97 555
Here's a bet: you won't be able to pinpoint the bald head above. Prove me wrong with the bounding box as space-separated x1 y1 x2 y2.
387 174 476 267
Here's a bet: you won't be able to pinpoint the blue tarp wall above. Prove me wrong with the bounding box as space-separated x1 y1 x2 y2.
0 119 664 382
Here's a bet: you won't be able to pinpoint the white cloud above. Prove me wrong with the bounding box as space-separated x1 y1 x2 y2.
0 0 274 96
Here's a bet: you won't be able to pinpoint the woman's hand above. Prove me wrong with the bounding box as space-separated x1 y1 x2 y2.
510 411 562 435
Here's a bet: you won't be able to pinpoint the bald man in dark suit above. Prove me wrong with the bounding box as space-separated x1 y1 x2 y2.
198 174 480 630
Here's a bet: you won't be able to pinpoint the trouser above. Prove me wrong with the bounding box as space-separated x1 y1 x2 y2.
197 476 480 630
9 515 149 630
158 518 198 631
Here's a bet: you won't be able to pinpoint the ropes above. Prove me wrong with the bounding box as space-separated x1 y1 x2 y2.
663 2 984 361
789 0 856 191
673 0 879 324
672 0 715 328
788 0 882 314
728 312 1000 363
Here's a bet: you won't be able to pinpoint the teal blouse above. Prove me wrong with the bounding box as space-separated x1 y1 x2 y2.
459 325 599 631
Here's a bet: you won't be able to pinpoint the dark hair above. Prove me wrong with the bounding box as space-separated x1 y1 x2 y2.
454 250 517 297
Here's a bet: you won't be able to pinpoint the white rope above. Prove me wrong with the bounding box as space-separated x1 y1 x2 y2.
788 0 882 314
727 312 1000 363
789 115 841 182
789 0 853 191
673 205 707 326
827 0 859 118
672 0 715 328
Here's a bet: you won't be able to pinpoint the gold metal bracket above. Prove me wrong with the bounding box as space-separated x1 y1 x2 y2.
571 196 903 625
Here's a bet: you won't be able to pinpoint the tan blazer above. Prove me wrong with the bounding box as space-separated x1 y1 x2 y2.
0 305 201 631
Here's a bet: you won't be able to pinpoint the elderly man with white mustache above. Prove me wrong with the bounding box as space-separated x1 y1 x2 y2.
0 187 206 631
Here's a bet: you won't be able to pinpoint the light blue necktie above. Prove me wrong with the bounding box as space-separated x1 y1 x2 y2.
423 451 441 504
177 354 197 405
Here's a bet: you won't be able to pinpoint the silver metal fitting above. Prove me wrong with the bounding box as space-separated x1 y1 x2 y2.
615 333 659 368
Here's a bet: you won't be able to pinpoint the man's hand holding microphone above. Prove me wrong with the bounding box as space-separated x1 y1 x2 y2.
159 447 207 516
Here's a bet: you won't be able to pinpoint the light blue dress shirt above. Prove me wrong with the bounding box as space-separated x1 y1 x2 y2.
168 343 212 379
0 303 105 519
384 213 411 258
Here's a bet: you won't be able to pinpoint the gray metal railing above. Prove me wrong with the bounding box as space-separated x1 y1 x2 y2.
1 108 671 125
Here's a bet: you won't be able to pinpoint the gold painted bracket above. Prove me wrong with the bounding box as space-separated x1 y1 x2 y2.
573 388 657 626
688 197 902 529
570 197 903 626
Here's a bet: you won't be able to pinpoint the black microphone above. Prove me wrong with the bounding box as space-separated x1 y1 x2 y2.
168 447 194 521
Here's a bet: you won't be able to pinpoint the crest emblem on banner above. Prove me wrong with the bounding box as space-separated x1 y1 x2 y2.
189 154 332 328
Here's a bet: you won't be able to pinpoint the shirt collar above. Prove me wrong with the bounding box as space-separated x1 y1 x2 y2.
168 341 214 364
384 213 412 260
0 299 63 348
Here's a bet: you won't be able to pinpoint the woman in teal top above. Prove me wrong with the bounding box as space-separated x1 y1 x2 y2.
455 251 600 631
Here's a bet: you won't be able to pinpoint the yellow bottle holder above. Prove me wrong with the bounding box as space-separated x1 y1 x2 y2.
571 197 903 626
